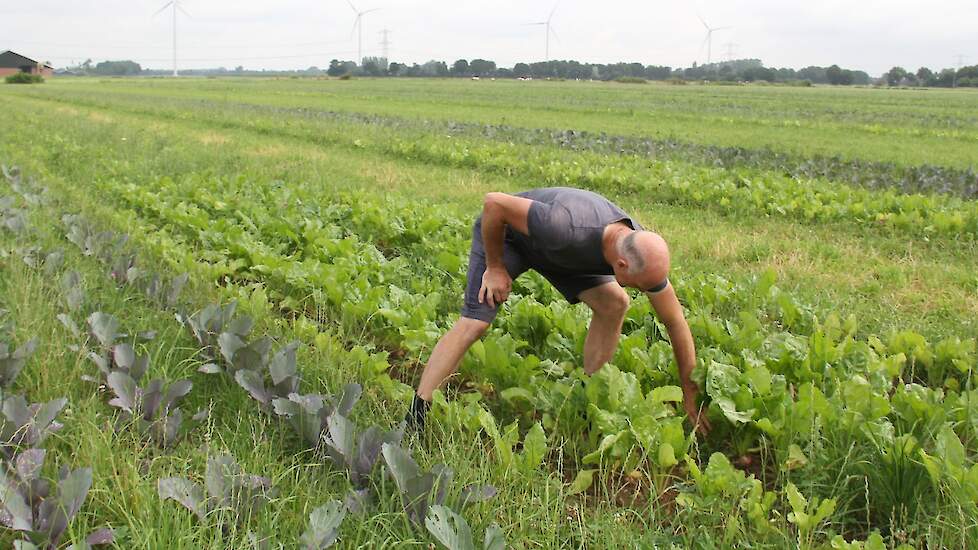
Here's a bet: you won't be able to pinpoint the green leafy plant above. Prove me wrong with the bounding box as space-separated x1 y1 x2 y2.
474 407 548 474
4 73 43 84
785 482 837 548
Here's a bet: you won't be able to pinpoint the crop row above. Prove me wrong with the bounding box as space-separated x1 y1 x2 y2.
36 150 978 546
3 166 512 548
15 90 978 239
18 84 978 199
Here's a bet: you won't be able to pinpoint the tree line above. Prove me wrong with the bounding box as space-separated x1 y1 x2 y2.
59 56 978 87
330 57 977 87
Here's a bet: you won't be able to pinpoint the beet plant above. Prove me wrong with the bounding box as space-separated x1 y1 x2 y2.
157 454 277 527
0 338 38 388
0 449 114 549
381 443 496 526
106 372 195 448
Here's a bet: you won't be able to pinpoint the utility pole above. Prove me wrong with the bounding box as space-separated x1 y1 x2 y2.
379 28 391 61
953 54 967 88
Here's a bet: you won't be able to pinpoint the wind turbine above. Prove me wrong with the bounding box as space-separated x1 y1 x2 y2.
347 0 380 65
526 1 561 62
154 0 189 77
696 13 730 65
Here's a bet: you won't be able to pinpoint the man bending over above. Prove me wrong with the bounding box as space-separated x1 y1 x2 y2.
407 187 710 435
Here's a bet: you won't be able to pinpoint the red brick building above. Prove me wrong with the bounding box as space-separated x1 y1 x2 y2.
0 51 54 78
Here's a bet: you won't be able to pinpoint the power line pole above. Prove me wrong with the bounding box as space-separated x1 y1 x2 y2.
379 29 391 61
953 54 967 88
723 42 738 63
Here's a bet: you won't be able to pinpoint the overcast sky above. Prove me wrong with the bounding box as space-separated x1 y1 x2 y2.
2 0 976 75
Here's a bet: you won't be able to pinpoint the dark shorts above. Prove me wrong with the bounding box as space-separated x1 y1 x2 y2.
461 220 616 323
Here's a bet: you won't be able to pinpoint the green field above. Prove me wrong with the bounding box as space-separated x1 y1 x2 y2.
0 77 976 548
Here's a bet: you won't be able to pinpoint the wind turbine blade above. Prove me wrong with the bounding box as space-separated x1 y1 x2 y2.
177 3 191 17
153 1 174 17
523 22 547 26
695 12 709 30
713 26 732 31
548 0 561 22
346 0 359 14
361 7 381 15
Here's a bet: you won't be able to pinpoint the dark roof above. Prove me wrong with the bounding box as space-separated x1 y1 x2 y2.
0 50 53 69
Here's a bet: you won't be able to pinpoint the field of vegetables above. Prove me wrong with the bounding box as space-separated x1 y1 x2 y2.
0 77 976 549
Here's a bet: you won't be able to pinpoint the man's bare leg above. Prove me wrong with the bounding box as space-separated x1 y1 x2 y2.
407 317 489 430
578 282 630 375
417 317 490 400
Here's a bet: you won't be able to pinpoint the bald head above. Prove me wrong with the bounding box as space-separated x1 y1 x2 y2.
618 230 670 286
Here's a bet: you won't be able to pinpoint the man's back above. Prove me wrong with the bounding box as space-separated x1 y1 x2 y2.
510 187 641 274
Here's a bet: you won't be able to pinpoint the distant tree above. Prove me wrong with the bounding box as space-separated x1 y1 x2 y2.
885 66 908 86
234 65 244 73
825 64 844 85
644 65 672 80
327 59 344 76
513 62 530 77
361 57 387 76
916 67 934 85
451 59 469 77
419 60 448 77
93 60 142 76
469 59 496 76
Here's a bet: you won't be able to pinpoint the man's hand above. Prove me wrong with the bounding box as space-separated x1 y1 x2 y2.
683 384 711 436
478 266 512 308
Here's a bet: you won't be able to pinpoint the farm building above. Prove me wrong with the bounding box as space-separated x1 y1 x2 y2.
0 50 54 78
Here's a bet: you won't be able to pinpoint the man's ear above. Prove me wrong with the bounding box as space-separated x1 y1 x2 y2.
616 258 628 270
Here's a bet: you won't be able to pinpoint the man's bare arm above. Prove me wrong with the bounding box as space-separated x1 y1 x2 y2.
647 283 711 435
479 193 533 307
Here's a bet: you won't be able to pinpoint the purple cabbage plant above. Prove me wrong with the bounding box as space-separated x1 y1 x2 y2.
0 449 114 549
158 454 278 528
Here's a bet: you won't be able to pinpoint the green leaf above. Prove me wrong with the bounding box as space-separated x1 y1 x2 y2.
657 443 678 468
520 422 547 472
567 470 596 495
650 385 683 403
